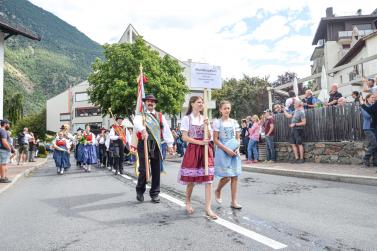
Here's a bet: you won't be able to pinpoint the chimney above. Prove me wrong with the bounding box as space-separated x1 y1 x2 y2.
326 7 333 18
357 9 362 15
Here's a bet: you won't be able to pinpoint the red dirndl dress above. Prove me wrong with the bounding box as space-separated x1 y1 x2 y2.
178 117 214 185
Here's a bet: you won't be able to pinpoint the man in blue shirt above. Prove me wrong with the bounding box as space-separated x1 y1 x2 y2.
0 119 15 183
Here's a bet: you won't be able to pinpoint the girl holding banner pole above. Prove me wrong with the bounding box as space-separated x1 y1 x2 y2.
178 96 218 220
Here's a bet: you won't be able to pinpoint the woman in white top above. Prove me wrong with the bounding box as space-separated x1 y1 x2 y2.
177 96 217 219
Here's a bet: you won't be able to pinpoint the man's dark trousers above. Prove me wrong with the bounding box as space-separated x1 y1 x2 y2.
136 140 161 198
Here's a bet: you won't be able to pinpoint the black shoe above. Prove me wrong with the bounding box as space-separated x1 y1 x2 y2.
0 177 12 183
151 196 160 203
290 159 298 164
136 193 144 202
297 159 305 164
119 170 124 175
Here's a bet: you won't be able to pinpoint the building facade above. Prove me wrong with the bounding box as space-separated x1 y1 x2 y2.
46 81 113 133
310 7 377 96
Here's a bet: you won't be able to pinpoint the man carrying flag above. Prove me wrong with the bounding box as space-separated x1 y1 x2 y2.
133 93 174 203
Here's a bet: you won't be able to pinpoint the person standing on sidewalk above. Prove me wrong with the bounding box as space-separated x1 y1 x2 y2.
360 94 377 167
28 132 36 162
283 101 306 163
0 119 15 183
178 96 218 219
240 119 249 158
264 109 276 163
17 128 32 165
213 101 242 210
246 115 260 164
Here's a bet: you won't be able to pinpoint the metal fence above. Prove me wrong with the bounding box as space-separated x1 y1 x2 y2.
274 104 364 142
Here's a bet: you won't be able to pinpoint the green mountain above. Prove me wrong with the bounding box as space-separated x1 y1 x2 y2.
0 0 103 113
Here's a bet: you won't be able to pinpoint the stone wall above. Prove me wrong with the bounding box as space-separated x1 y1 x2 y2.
275 142 368 165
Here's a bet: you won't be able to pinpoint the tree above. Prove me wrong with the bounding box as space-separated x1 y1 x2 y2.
212 75 269 120
88 37 189 117
4 91 23 124
13 108 47 141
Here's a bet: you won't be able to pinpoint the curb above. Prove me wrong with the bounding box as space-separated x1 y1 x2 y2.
243 166 377 186
0 158 48 195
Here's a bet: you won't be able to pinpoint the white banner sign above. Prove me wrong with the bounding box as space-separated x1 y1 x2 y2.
190 63 222 89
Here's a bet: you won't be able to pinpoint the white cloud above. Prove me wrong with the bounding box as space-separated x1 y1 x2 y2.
248 15 290 41
28 0 376 81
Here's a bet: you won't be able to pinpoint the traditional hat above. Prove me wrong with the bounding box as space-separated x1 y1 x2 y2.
115 115 124 120
142 94 158 103
60 125 65 130
100 127 106 131
76 127 83 132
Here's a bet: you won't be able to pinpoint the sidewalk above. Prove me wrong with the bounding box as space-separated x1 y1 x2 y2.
0 157 48 195
166 154 377 186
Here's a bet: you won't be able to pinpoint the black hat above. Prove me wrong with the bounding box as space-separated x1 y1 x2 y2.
76 127 83 132
115 115 124 120
142 94 158 103
60 125 65 130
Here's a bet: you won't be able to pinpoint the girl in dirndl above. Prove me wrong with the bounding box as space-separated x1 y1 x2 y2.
213 101 242 209
178 96 218 219
53 131 70 175
81 124 97 172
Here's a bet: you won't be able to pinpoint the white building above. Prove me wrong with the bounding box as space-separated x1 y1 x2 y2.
46 81 113 133
310 7 377 97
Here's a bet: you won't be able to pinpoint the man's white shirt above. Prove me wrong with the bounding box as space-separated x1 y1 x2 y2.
133 110 174 147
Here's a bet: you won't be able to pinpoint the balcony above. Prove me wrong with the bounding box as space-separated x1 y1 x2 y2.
338 29 376 40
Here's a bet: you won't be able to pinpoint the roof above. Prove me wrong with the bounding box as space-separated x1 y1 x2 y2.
119 24 190 67
0 17 40 41
312 14 377 45
334 31 377 67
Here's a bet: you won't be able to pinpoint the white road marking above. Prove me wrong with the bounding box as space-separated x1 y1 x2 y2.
113 170 287 249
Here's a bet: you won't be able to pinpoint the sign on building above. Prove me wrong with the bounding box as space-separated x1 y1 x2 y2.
190 63 222 89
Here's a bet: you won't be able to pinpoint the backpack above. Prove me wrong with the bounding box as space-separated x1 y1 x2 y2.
17 132 25 146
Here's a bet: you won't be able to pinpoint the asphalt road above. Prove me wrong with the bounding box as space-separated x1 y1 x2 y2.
0 157 376 251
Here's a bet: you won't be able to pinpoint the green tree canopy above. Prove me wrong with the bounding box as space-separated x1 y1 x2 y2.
13 108 47 141
4 91 24 124
212 75 269 120
88 37 189 117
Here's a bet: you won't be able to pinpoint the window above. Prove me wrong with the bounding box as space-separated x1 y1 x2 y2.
342 44 350 49
353 23 372 30
60 113 71 121
75 92 89 102
75 107 101 117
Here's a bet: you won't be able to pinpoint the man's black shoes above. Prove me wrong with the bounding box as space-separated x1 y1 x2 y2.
136 193 144 202
151 196 160 203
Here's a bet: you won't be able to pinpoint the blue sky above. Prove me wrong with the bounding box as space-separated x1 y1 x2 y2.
28 0 375 80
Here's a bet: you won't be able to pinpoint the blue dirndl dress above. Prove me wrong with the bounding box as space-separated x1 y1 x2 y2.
53 146 70 169
82 144 97 165
214 119 241 177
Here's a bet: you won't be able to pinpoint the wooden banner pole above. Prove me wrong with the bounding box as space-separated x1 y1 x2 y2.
203 88 209 176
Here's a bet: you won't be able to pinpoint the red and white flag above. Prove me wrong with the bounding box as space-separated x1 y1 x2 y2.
131 72 147 151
